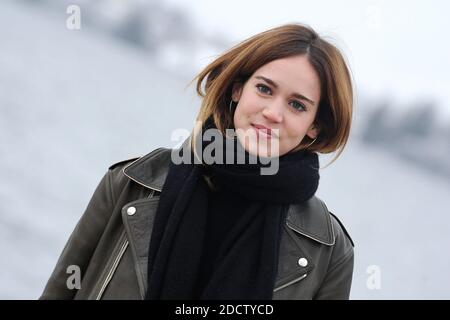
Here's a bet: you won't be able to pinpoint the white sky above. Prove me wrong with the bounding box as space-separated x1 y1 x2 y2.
165 0 450 118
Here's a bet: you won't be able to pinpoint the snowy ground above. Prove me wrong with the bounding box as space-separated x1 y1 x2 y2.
1 0 449 299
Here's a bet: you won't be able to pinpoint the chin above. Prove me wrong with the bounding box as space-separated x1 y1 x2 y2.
237 135 282 159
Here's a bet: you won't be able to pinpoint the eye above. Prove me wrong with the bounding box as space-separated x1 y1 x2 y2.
256 84 271 95
290 100 307 112
256 83 307 112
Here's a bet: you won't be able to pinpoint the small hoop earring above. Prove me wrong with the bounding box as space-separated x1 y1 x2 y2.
304 137 317 149
229 100 236 113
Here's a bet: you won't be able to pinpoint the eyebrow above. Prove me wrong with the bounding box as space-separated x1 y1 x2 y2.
254 75 316 106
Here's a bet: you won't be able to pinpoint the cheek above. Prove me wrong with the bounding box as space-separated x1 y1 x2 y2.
284 119 309 139
237 92 261 113
233 98 254 125
233 106 246 130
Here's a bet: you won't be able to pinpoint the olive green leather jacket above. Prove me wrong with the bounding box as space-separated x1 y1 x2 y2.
40 147 354 300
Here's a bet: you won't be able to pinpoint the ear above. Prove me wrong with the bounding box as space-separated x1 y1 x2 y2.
306 123 320 139
231 82 243 102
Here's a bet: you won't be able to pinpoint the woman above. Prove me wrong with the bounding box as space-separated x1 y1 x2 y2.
41 23 354 300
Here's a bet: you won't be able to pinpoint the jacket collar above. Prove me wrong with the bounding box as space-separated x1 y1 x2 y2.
123 137 335 246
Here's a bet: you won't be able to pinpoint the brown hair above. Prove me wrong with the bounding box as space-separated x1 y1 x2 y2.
187 23 353 166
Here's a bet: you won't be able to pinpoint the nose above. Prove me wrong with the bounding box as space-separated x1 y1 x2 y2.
262 100 283 123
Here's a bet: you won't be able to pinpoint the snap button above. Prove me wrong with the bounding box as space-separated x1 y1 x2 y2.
298 257 308 267
127 206 136 216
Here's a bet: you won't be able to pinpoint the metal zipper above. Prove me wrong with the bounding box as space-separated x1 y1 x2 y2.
273 273 307 293
96 237 129 300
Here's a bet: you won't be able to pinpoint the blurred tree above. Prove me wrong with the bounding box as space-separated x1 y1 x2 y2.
361 101 392 144
114 8 147 48
397 101 436 138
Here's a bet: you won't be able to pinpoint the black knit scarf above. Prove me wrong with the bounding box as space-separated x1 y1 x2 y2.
144 118 320 300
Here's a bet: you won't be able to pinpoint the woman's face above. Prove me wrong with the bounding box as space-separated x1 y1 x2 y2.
232 54 321 157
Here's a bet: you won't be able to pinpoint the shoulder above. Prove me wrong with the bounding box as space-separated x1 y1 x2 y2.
108 157 140 171
315 197 355 254
328 210 354 248
312 197 354 269
287 196 354 250
105 156 141 197
105 147 172 193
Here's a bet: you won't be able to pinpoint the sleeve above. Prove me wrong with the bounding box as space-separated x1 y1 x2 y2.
39 169 115 299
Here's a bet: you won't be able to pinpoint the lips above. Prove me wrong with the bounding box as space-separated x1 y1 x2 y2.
251 123 276 138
